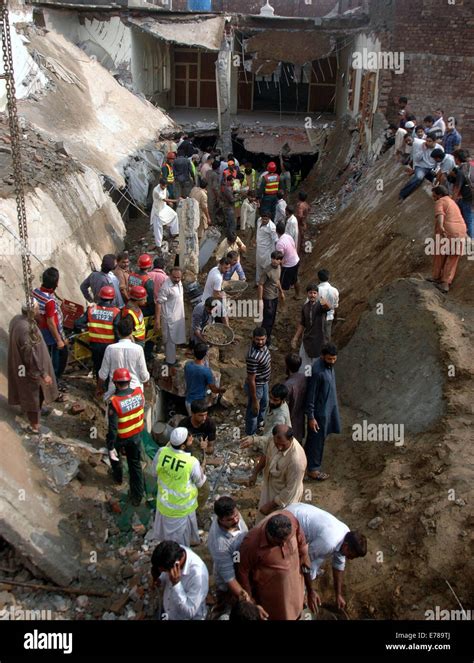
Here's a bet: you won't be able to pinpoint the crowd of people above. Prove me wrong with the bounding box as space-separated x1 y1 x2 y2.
6 128 354 620
384 97 472 293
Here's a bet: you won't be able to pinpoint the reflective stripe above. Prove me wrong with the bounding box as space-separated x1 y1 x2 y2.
87 306 118 344
111 388 145 439
164 163 174 183
123 308 146 341
119 409 145 423
156 448 198 518
264 174 280 194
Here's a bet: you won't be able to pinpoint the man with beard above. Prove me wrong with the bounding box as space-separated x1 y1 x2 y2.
305 343 341 481
291 283 328 375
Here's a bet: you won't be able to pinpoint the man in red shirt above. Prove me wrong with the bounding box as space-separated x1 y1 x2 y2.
33 267 68 388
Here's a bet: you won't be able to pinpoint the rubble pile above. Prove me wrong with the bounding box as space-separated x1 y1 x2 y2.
0 114 83 197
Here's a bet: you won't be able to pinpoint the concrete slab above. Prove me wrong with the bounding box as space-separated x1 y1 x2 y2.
0 376 82 585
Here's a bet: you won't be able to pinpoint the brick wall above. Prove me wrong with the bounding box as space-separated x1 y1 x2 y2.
171 0 338 17
371 0 474 148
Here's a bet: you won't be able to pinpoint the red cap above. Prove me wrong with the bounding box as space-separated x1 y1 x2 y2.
167 151 176 160
267 161 277 173
138 254 152 269
129 285 147 300
99 285 115 300
112 368 131 382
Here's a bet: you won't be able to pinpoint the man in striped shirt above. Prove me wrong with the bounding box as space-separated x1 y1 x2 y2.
244 327 271 435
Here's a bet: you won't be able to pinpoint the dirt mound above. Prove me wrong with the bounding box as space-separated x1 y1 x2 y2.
337 278 445 433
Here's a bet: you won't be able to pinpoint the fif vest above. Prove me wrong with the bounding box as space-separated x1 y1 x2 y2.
32 287 64 344
110 388 145 439
122 307 146 342
155 447 198 518
87 305 119 344
128 272 151 289
264 173 280 195
245 169 258 190
164 163 175 184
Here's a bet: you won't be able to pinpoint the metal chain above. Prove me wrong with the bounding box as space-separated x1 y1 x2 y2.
0 1 39 342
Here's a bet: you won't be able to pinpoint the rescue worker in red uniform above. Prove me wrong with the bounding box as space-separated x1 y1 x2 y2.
258 161 280 221
161 152 176 199
74 285 120 384
128 254 158 362
107 368 145 506
122 285 147 348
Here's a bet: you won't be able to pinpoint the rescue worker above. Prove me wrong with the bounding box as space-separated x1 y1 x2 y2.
122 286 147 348
223 159 239 182
161 151 176 199
74 285 120 385
152 427 207 546
128 254 158 361
258 162 280 221
243 162 258 191
107 368 145 506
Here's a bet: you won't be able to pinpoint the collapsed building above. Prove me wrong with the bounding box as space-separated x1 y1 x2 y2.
0 0 472 618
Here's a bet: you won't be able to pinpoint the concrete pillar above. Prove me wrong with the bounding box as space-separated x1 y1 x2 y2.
177 197 200 276
216 30 233 155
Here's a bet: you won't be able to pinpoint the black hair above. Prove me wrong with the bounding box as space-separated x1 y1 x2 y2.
318 269 329 282
204 297 215 309
425 132 438 142
270 383 289 401
322 342 338 356
298 191 308 201
424 115 435 124
212 160 220 171
286 206 295 215
229 601 261 621
343 531 368 557
194 342 209 360
41 267 59 290
432 185 449 197
277 190 285 200
226 230 237 243
272 423 293 439
453 149 468 163
214 496 237 519
227 250 239 261
117 251 129 262
159 178 168 186
190 399 209 414
118 316 134 338
430 148 445 161
253 327 267 338
271 250 284 260
153 256 166 269
306 283 319 292
219 257 232 266
151 541 183 577
276 221 286 236
399 96 408 104
101 254 117 273
415 125 425 134
266 514 292 541
285 353 302 373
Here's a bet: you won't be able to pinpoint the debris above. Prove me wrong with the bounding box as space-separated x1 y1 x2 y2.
367 517 383 530
76 595 89 609
110 593 129 614
0 578 111 598
70 403 86 415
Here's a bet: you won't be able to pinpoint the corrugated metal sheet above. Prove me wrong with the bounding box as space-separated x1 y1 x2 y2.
128 15 226 52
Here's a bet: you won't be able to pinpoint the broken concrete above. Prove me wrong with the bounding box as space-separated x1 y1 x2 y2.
127 15 226 52
177 197 199 276
17 27 175 186
245 30 334 68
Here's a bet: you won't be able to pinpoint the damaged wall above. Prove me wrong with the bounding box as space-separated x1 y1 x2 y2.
17 27 174 186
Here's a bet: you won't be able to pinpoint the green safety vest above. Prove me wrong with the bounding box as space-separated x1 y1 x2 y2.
156 447 198 518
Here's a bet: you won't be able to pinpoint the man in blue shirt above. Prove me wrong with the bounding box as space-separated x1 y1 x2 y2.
443 124 462 155
184 343 225 414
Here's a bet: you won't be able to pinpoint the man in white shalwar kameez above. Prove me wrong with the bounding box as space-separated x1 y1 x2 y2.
150 179 179 249
156 268 186 366
255 214 277 285
152 427 206 546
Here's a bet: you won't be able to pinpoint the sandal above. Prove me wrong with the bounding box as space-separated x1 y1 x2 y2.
55 393 67 403
306 471 329 481
26 425 51 436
